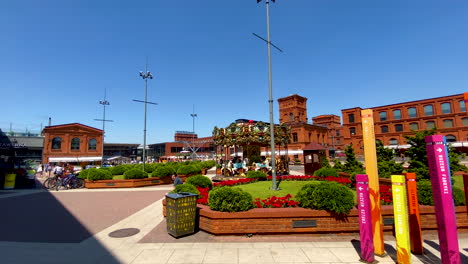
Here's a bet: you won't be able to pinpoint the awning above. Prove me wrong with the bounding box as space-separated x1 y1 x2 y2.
48 156 102 162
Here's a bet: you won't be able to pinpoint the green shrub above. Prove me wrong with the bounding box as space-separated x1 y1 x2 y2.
176 165 201 175
349 168 366 184
417 180 434 205
313 167 339 178
417 180 465 206
170 183 200 195
186 175 213 189
87 168 113 181
110 165 130 175
123 168 148 179
144 163 158 173
453 187 466 206
246 170 267 179
296 181 355 215
151 166 176 178
77 169 89 179
200 160 215 170
208 186 254 212
295 183 318 209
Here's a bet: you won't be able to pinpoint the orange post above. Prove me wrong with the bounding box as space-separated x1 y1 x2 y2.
463 173 468 216
404 172 424 255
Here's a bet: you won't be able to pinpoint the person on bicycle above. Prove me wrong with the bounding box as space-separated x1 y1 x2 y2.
53 164 64 177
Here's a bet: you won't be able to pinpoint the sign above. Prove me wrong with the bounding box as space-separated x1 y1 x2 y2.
361 109 385 255
356 174 374 263
391 175 411 263
404 172 423 255
425 135 461 264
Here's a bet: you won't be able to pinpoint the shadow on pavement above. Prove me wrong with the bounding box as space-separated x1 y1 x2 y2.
425 239 468 263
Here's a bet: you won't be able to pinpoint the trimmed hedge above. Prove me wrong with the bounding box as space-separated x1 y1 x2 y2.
296 181 355 215
110 165 131 175
313 167 339 178
123 168 148 179
246 170 267 179
87 168 113 181
418 179 466 206
176 165 201 175
208 186 254 212
186 175 213 189
170 183 200 195
152 166 176 178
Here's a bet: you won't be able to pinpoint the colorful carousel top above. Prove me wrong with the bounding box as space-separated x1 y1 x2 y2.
212 120 290 146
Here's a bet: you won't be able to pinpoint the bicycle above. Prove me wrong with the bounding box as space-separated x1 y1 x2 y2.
43 174 60 190
54 173 85 191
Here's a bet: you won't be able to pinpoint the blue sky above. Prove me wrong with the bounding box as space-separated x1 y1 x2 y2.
2 0 467 144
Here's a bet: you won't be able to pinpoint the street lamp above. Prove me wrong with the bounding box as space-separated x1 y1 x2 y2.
133 64 157 172
256 0 280 190
191 105 197 161
94 89 113 166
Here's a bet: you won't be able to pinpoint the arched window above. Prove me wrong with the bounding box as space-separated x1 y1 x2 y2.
88 138 97 150
441 103 452 114
395 124 403 132
424 105 434 116
71 137 80 150
426 121 435 129
410 122 419 130
52 137 62 149
381 126 388 133
443 119 453 128
446 135 456 143
408 107 417 118
393 109 401 120
389 138 398 145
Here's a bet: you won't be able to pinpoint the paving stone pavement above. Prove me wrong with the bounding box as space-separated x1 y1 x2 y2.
1 168 468 263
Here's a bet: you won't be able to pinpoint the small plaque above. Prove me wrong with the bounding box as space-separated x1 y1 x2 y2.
106 183 115 186
292 220 317 228
383 218 394 226
151 180 160 183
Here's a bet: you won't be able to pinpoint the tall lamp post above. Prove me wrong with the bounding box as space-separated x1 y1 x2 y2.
257 0 280 190
191 105 197 161
133 64 157 172
94 89 113 166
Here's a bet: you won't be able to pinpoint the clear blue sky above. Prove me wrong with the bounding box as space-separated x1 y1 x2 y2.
2 0 467 144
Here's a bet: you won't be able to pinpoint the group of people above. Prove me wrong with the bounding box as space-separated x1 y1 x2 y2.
36 163 75 178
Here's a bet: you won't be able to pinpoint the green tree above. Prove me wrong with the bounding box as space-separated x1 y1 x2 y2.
404 128 467 180
376 140 404 178
343 144 363 173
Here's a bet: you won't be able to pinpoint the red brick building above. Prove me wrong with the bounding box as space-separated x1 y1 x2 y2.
341 93 467 155
42 123 103 165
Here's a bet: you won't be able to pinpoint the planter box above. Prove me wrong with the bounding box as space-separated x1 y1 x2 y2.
162 201 468 235
85 176 172 189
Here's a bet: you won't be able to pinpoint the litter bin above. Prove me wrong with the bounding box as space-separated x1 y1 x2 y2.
4 173 16 189
165 192 198 238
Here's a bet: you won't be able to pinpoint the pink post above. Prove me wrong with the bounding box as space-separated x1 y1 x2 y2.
425 135 461 264
356 174 374 263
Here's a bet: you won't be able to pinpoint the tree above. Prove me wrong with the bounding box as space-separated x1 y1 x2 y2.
404 128 467 180
343 144 363 173
376 140 404 178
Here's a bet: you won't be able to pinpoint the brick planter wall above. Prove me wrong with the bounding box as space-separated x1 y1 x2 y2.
162 202 468 235
85 176 172 189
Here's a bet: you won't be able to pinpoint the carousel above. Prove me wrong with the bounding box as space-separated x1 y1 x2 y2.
212 119 290 180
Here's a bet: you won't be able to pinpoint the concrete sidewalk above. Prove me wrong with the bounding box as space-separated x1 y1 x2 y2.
1 168 468 263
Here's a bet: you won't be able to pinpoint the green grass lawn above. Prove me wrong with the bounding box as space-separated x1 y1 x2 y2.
235 181 318 200
453 175 464 190
112 175 125 180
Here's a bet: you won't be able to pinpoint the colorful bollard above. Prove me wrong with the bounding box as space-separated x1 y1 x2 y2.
425 135 461 264
391 175 411 264
356 174 375 263
361 109 385 256
463 173 468 217
404 172 424 255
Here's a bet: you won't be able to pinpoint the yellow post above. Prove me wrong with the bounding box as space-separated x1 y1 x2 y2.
361 109 385 255
392 175 412 264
